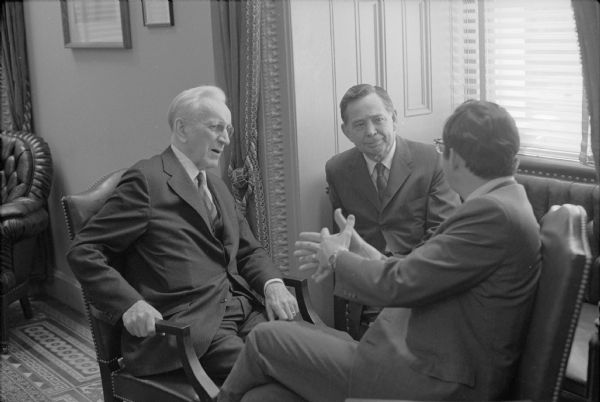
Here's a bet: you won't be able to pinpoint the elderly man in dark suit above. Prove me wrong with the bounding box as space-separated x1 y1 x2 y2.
326 84 459 337
67 86 298 381
218 100 542 402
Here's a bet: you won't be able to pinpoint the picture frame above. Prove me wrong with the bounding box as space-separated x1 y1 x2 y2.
60 0 132 49
141 0 174 27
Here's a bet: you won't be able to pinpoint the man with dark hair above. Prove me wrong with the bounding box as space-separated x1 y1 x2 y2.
327 84 458 337
218 100 542 402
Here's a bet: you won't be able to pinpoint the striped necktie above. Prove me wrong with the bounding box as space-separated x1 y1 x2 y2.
196 173 218 228
375 162 387 201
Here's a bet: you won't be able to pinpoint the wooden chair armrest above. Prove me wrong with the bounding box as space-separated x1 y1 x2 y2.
283 276 325 326
155 320 219 402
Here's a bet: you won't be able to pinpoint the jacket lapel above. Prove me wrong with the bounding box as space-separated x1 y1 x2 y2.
161 148 214 235
383 136 412 209
348 150 380 209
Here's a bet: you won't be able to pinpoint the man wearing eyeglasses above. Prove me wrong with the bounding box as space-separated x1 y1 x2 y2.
326 84 459 339
68 86 298 381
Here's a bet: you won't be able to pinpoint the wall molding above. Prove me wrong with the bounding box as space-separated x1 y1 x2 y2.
355 0 387 88
261 0 292 271
402 0 432 116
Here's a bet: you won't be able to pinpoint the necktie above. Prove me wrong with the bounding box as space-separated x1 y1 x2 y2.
197 173 218 228
375 163 387 201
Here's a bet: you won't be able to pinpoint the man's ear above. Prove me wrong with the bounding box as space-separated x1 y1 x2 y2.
174 118 188 143
449 148 465 170
392 110 399 132
341 122 349 138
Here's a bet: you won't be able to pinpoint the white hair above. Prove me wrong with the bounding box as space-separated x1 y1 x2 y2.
167 86 227 131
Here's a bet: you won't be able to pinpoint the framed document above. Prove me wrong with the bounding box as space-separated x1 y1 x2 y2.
142 0 174 27
60 0 132 48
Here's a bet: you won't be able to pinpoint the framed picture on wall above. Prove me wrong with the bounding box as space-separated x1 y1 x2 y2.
141 0 174 27
60 0 132 48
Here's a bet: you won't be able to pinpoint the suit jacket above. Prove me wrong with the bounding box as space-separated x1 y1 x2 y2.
334 180 542 400
326 136 459 255
67 147 281 376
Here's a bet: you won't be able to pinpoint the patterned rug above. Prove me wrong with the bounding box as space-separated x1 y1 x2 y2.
1 297 103 402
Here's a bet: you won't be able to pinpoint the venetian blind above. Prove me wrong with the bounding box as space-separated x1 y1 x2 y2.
452 0 592 164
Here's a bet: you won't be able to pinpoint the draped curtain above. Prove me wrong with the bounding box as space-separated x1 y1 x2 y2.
1 0 55 281
572 0 600 182
572 0 600 257
211 0 270 250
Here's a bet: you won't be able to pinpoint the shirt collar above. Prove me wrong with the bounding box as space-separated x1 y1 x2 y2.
465 175 516 202
363 138 397 175
171 144 202 184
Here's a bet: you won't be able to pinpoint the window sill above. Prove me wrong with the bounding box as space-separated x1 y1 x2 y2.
517 155 598 184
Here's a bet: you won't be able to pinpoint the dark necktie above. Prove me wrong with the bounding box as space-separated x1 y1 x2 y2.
197 173 218 228
375 163 387 201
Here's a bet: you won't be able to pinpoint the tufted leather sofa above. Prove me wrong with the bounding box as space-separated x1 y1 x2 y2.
515 159 599 402
0 131 53 353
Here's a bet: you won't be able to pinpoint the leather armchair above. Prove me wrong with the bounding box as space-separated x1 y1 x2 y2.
61 169 323 402
515 172 599 402
1 131 53 354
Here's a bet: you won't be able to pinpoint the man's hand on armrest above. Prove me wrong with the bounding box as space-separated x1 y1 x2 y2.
122 300 163 337
264 282 299 321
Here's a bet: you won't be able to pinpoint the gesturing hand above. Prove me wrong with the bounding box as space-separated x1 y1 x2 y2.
333 208 382 260
122 300 163 337
295 214 355 283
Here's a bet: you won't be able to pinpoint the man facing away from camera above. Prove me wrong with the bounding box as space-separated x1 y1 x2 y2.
217 99 542 402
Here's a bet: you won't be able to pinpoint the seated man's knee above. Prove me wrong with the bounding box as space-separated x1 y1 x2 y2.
247 321 297 350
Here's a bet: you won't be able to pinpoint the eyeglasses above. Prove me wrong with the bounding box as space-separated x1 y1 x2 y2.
433 138 445 154
188 120 234 138
202 122 234 138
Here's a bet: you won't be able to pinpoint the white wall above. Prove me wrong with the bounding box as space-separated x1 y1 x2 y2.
24 0 216 311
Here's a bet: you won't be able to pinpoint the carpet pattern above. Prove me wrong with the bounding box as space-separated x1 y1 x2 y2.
1 298 103 402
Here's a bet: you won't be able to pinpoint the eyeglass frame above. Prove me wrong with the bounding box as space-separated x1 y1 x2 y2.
433 138 445 155
186 119 235 138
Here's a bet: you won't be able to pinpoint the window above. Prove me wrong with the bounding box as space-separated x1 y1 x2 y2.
452 0 593 165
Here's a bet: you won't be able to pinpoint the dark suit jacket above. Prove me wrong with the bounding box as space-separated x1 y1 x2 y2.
326 136 459 255
67 147 281 376
334 180 542 400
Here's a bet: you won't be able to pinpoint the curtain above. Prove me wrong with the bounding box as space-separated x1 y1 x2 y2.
211 0 270 250
1 0 33 131
572 0 600 258
572 0 600 181
1 0 55 282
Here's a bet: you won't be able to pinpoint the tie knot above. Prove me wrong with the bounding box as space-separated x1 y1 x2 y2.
196 172 205 188
375 163 386 175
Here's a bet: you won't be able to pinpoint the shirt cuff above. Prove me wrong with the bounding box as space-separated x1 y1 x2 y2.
263 278 284 295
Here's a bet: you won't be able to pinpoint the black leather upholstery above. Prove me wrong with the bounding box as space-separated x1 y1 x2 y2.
514 205 592 401
1 131 53 354
515 173 599 402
